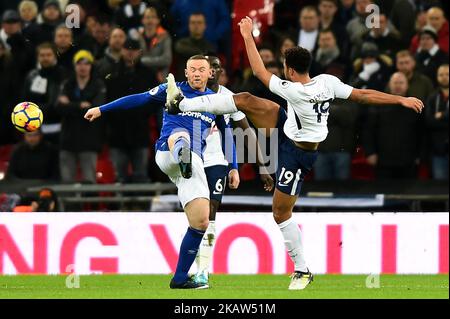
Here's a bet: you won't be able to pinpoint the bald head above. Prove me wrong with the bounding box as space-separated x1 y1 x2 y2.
427 7 446 32
389 72 409 96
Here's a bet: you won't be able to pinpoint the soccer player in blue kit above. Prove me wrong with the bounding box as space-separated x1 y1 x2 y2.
84 55 236 289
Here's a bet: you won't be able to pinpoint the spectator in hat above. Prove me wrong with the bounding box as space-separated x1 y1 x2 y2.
38 0 63 44
139 6 172 82
410 7 449 55
104 38 158 183
1 9 35 80
56 50 106 183
350 42 393 91
6 130 59 181
415 25 449 85
425 64 449 180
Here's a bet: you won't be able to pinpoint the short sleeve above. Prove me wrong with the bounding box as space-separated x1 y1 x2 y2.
326 75 353 99
269 74 300 102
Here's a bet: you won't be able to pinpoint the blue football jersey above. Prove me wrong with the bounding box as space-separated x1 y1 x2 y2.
148 82 218 157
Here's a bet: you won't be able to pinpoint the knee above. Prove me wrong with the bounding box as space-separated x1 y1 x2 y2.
194 217 209 231
272 203 292 224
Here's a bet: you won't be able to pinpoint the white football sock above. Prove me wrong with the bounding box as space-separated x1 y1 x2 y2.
196 221 216 273
179 94 238 115
278 217 308 273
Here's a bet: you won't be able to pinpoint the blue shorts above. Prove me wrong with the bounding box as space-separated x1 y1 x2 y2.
205 165 228 202
275 108 318 196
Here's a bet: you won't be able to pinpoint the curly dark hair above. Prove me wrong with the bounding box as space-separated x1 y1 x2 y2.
284 47 312 74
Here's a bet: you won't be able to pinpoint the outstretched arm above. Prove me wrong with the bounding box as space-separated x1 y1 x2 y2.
239 16 273 88
349 88 424 113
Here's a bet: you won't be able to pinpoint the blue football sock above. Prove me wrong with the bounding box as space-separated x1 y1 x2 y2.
172 137 190 163
173 227 205 283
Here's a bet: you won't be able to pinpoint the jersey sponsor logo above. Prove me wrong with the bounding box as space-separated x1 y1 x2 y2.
180 111 214 124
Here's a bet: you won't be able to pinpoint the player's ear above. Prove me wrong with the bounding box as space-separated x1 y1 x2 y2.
184 69 188 79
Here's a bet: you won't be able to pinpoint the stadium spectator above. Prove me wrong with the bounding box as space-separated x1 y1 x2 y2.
425 64 449 180
395 50 434 102
275 36 296 66
79 15 111 59
314 99 359 181
6 130 59 181
114 0 147 38
19 0 42 48
139 6 172 82
56 50 106 183
364 72 422 179
410 7 449 54
22 42 66 145
69 2 88 43
296 6 320 54
104 38 157 183
0 40 19 146
350 42 393 91
95 26 126 79
318 0 349 56
170 0 231 49
174 12 215 79
242 61 286 108
38 0 63 44
54 25 77 75
356 13 402 60
314 29 349 81
346 0 373 46
415 25 449 86
0 10 35 78
336 0 356 27
390 0 425 48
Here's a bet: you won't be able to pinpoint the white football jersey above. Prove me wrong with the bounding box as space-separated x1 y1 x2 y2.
203 85 246 168
269 74 354 143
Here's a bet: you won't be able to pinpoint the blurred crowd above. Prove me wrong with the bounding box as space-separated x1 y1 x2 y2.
0 0 448 188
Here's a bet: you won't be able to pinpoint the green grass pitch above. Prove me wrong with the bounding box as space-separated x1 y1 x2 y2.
0 275 448 299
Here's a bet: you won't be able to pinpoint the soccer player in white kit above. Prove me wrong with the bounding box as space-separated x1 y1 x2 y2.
166 17 424 290
194 55 274 285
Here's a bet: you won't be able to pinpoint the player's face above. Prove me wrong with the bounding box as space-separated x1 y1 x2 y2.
185 59 211 90
207 57 222 85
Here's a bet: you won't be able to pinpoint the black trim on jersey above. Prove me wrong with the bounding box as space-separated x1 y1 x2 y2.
294 110 302 130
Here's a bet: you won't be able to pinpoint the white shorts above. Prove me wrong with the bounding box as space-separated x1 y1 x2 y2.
155 150 210 208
